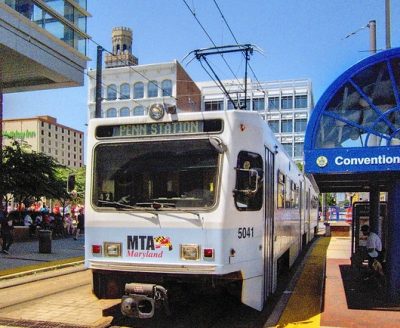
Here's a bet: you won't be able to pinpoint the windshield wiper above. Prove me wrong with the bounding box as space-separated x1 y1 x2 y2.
97 200 158 215
135 202 176 210
99 200 202 224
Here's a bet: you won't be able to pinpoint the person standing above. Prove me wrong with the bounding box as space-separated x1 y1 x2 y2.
1 208 14 254
75 209 85 240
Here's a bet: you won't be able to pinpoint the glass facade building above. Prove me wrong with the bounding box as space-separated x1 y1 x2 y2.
1 0 89 55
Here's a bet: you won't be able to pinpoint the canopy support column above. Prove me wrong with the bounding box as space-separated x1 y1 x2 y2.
387 179 400 303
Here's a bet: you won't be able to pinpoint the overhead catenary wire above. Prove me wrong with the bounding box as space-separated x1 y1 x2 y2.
212 0 266 96
181 0 244 91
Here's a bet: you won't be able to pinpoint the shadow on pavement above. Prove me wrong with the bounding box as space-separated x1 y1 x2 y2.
340 264 400 311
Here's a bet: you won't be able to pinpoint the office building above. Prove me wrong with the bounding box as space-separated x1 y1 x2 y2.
197 79 314 162
2 115 84 168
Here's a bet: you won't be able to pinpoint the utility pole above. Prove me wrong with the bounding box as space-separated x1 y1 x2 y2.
385 0 391 49
95 46 103 118
368 20 377 54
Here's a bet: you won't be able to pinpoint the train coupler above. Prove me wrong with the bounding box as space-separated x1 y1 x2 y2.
121 283 170 319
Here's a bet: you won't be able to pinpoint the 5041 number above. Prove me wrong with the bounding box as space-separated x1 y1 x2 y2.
237 227 254 239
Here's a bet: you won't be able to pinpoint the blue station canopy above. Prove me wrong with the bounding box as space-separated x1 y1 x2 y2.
305 48 400 192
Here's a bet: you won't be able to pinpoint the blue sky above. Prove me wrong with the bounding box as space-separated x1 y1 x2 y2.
4 0 400 134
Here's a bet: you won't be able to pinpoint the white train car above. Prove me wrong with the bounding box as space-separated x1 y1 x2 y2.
85 108 319 318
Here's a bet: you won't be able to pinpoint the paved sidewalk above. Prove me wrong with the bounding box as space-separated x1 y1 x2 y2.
0 234 84 276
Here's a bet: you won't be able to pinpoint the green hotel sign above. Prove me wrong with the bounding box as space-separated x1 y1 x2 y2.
2 130 36 139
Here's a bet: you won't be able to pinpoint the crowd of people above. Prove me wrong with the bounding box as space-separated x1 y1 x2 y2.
22 209 85 240
0 202 84 255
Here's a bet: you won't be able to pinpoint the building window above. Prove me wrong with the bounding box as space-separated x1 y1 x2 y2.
294 119 307 132
294 142 304 157
281 96 293 109
148 81 158 98
205 100 223 111
106 108 117 117
253 98 265 111
282 143 293 156
268 120 279 133
295 95 308 109
281 119 293 133
107 84 117 100
228 99 250 110
133 106 145 116
161 79 172 96
268 97 280 110
133 82 144 99
227 100 238 110
120 107 130 117
120 83 130 99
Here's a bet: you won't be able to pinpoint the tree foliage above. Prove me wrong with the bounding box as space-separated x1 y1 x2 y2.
0 140 78 208
55 166 86 204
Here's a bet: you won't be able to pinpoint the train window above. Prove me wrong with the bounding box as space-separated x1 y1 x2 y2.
292 183 300 208
277 171 285 208
92 139 220 209
234 151 263 211
286 178 292 208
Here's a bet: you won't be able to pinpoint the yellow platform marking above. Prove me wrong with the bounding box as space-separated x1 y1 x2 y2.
275 237 330 327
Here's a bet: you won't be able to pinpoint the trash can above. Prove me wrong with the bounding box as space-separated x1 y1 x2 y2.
324 222 331 237
38 230 52 253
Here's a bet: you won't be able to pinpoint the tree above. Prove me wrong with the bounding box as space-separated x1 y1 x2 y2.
55 166 86 205
2 140 68 210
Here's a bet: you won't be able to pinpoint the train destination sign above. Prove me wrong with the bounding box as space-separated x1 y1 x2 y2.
96 119 223 138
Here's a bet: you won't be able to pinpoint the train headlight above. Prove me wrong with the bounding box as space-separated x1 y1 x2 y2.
104 242 122 257
149 103 165 120
180 244 200 260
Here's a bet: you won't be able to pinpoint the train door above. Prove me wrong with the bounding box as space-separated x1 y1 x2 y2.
264 147 275 299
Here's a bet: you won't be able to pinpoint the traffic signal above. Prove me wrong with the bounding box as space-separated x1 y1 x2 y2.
67 174 76 192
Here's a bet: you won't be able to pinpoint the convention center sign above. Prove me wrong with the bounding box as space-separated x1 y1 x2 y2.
305 47 400 174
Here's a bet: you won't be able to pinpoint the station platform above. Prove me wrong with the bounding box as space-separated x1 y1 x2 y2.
270 234 400 327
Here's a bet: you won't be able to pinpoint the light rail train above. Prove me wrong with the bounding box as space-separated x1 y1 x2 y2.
85 107 319 318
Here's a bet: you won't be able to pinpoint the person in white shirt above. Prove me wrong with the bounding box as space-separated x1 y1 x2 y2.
23 212 35 237
361 224 382 269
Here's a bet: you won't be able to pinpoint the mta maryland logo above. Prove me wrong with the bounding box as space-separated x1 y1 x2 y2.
154 236 173 251
126 235 173 258
316 156 328 168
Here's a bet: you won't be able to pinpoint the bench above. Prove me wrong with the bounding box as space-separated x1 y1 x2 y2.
328 222 351 237
12 226 32 241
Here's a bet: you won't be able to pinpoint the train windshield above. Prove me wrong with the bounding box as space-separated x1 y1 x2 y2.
92 139 220 210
